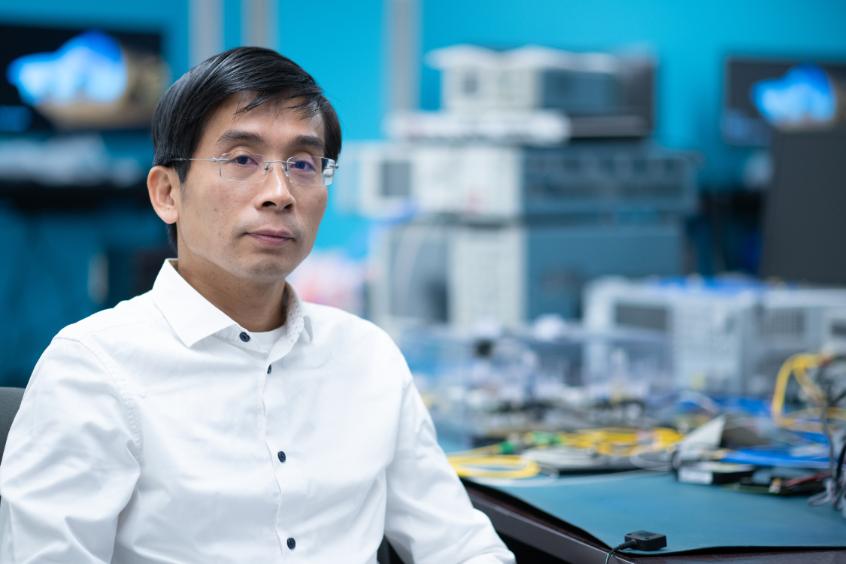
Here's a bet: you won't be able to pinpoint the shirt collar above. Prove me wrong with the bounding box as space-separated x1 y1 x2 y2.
150 260 313 348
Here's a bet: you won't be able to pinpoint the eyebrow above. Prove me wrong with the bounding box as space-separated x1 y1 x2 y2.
288 135 326 153
215 130 325 154
216 130 265 148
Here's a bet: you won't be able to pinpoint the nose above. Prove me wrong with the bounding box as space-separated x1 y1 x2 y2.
257 161 295 209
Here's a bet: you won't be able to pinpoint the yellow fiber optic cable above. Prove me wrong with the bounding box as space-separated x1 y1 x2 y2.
771 354 846 433
447 427 682 479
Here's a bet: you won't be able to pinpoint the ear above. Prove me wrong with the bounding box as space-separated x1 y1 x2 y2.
147 165 180 226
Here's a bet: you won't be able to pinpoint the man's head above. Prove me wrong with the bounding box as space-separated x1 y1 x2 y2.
147 47 341 286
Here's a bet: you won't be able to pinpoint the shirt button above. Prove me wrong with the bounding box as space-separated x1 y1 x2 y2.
277 450 287 463
287 537 296 550
239 331 251 342
267 365 272 374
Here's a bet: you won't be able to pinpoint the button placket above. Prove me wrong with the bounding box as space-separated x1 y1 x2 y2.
263 327 301 557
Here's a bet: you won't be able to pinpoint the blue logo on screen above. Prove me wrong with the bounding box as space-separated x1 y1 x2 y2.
752 64 836 126
6 30 127 106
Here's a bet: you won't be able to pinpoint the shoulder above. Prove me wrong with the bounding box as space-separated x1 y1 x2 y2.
27 296 155 431
22 303 148 438
56 292 160 345
50 292 166 374
302 302 410 379
303 302 395 345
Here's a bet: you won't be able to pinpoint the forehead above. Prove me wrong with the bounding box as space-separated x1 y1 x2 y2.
197 93 326 152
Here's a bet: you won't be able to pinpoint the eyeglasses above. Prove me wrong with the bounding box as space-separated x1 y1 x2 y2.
172 152 338 188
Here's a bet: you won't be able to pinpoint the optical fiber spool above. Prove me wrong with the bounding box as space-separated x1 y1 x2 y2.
676 461 756 485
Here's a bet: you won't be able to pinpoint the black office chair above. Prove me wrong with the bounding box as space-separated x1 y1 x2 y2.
0 387 24 467
377 539 405 564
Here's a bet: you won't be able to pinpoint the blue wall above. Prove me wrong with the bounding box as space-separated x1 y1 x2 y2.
276 0 383 254
419 0 846 188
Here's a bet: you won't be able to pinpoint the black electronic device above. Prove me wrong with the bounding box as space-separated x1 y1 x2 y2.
605 530 668 564
624 531 668 551
760 127 846 285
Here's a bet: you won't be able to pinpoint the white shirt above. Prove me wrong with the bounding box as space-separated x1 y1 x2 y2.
0 261 514 564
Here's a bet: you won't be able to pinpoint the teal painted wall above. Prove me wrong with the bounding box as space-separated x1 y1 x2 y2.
276 0 383 254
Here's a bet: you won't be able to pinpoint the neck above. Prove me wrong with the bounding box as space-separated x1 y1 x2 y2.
174 261 288 332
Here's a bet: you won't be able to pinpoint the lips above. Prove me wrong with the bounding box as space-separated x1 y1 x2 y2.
246 228 297 244
250 228 295 239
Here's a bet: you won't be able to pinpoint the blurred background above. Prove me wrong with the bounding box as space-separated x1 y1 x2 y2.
1 0 845 398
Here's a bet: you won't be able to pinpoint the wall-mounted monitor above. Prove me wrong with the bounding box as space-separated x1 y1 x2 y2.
722 56 846 146
0 22 167 133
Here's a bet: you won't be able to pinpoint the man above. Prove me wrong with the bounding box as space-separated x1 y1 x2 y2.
0 47 514 563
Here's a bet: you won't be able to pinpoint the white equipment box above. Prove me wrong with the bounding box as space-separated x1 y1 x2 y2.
584 277 846 395
342 143 697 221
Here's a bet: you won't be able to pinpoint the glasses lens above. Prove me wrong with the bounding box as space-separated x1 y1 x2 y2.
322 159 337 187
284 155 324 187
215 153 335 187
219 153 261 181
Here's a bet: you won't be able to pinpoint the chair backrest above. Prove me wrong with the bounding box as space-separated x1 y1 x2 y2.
0 387 24 465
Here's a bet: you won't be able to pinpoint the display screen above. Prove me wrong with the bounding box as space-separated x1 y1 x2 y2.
722 56 846 146
614 303 669 332
0 23 166 133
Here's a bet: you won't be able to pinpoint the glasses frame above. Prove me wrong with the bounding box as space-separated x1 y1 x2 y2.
171 154 338 187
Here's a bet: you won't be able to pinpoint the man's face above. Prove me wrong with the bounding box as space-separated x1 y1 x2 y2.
172 94 329 286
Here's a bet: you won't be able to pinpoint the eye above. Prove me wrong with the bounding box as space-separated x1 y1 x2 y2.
288 156 318 173
226 153 259 167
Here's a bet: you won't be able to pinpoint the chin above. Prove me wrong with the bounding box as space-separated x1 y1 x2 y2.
242 259 297 282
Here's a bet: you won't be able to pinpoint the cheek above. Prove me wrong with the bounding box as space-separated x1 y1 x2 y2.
310 192 329 222
208 192 241 226
303 201 327 242
182 198 231 244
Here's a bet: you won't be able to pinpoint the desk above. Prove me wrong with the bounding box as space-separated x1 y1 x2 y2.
462 472 846 563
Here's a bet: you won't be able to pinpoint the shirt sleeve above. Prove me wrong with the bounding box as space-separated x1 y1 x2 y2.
0 336 142 563
383 355 515 564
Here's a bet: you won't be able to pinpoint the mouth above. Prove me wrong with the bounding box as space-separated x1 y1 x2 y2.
246 229 297 245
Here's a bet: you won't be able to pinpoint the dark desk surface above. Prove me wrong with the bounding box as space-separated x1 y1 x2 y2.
462 472 846 563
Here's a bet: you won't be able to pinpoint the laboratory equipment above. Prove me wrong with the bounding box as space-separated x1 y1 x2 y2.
338 43 698 330
426 45 655 138
344 143 697 220
761 127 846 286
350 141 695 329
584 277 846 395
400 323 671 446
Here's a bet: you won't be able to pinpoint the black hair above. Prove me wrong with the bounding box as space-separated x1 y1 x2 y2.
150 46 342 248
